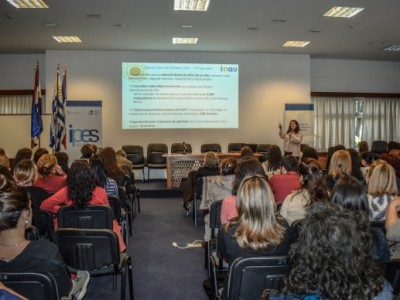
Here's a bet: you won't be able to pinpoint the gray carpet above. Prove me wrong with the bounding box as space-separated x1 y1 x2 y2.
85 196 208 300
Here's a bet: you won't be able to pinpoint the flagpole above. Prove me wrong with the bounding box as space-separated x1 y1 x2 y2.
37 61 41 148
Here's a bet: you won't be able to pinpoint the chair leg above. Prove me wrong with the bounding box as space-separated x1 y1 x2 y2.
193 197 198 227
127 259 134 300
121 266 126 300
137 189 141 214
142 169 145 183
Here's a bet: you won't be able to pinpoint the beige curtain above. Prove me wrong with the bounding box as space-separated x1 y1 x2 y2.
0 95 46 114
312 96 356 151
361 98 400 143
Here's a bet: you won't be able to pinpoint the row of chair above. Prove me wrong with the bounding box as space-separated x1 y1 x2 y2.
122 143 286 182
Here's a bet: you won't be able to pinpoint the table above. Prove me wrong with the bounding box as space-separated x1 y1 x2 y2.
164 153 261 189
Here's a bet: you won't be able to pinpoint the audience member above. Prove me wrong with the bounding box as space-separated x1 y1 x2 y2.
182 151 221 211
40 160 126 252
347 148 364 183
269 202 392 300
0 148 10 170
13 159 50 234
89 156 119 197
300 146 318 162
54 152 69 175
367 162 398 221
0 175 90 300
239 145 253 158
385 196 400 258
101 147 128 188
359 140 369 153
262 145 282 178
33 154 66 194
33 147 49 164
325 149 351 190
388 141 400 153
278 119 303 157
268 155 301 204
116 149 134 178
219 175 290 298
280 158 329 225
381 153 400 193
220 157 265 224
11 148 32 173
331 175 390 260
361 151 380 183
201 157 237 241
80 143 96 160
0 166 14 182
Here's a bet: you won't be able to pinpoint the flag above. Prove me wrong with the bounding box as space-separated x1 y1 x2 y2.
31 62 43 148
49 65 67 152
61 66 67 149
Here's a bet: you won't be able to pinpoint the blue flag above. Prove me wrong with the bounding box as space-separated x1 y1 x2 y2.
31 62 43 148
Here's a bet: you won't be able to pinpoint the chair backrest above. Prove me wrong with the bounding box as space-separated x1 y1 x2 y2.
171 143 192 154
147 143 168 164
36 210 54 238
371 221 386 234
0 272 59 300
377 259 400 296
201 143 221 153
194 177 204 197
256 144 273 162
52 228 120 273
209 200 223 239
228 143 244 153
25 226 40 241
122 145 145 165
289 219 303 245
57 205 113 229
371 140 388 155
226 256 290 300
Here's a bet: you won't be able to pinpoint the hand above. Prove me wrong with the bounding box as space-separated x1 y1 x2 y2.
390 197 400 211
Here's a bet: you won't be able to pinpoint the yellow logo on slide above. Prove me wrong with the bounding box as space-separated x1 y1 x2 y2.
123 63 147 81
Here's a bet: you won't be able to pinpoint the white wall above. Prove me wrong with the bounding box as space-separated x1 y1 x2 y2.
311 59 400 93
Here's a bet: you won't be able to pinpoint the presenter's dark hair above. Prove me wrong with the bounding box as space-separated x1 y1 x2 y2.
286 202 384 299
286 119 300 134
67 160 96 208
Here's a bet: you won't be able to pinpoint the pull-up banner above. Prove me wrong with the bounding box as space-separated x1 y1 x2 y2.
284 103 314 146
66 100 102 162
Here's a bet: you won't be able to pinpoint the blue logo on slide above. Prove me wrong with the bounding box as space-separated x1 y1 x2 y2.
69 125 100 146
220 65 238 72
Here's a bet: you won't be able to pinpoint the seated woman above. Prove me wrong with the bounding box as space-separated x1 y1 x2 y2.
182 151 221 211
0 175 89 300
325 149 352 191
33 154 66 194
367 161 398 221
218 175 290 297
220 157 266 224
269 202 392 300
89 155 119 197
40 160 126 252
280 158 329 226
331 175 390 261
13 159 50 234
385 196 400 258
262 145 282 179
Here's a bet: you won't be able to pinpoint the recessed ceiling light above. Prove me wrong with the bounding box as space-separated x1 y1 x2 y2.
247 27 259 31
172 37 198 44
86 14 101 19
310 30 321 33
53 36 82 43
45 23 57 27
114 24 127 27
181 25 194 29
283 41 310 48
174 0 210 11
7 0 48 8
323 7 364 18
384 45 400 52
271 19 286 24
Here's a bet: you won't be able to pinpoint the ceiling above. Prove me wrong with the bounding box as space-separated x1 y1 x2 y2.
1 0 400 62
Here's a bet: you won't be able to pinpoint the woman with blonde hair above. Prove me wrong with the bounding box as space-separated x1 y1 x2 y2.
326 149 352 190
219 175 290 296
367 161 398 221
33 154 66 194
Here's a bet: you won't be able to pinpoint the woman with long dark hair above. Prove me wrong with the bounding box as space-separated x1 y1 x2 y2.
40 161 125 251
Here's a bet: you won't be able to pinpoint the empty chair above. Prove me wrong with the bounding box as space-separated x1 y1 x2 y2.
52 228 133 300
146 143 168 181
227 143 244 153
171 142 192 154
371 140 388 155
201 143 221 153
122 145 146 182
0 272 60 300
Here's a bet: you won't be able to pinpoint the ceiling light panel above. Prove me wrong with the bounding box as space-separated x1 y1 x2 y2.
323 7 364 18
7 0 48 8
172 37 198 44
174 0 210 11
283 41 310 48
53 36 82 43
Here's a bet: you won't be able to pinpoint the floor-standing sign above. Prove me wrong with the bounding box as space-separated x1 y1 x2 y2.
66 100 102 162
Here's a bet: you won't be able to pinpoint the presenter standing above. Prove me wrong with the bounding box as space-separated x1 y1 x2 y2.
279 119 303 157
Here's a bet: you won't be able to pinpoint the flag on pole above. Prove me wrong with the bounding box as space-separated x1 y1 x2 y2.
31 62 43 148
49 65 67 152
61 66 67 149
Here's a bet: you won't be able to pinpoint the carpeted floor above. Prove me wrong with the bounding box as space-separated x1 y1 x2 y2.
85 193 208 300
